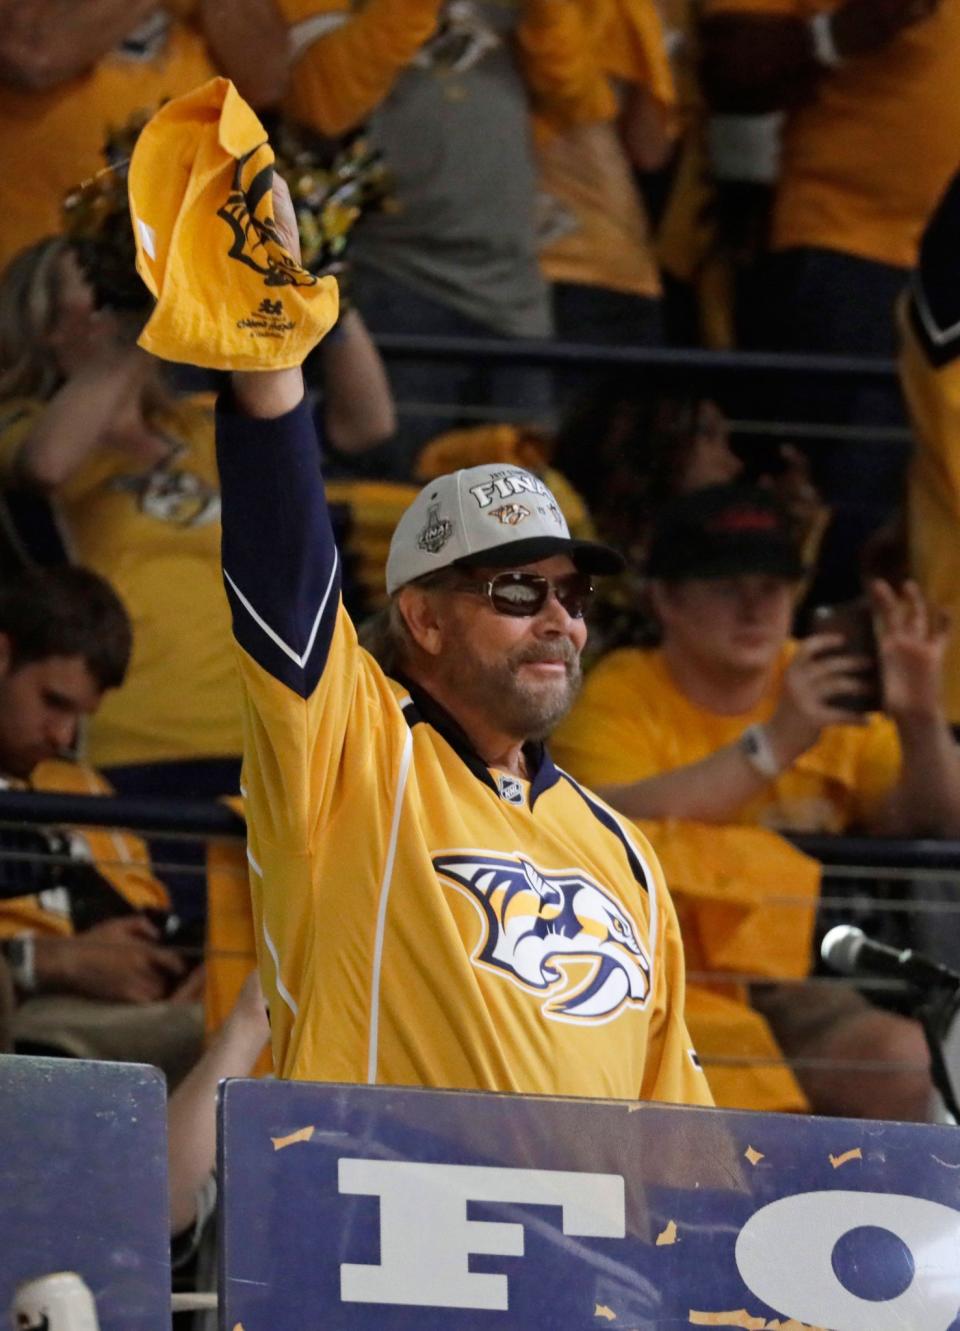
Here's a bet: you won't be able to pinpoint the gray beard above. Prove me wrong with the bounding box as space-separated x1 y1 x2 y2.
440 638 583 741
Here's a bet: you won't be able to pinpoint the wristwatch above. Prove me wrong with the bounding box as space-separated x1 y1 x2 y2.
2 933 37 994
739 724 782 781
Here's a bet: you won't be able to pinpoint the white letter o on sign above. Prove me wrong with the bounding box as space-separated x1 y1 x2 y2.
735 1190 960 1331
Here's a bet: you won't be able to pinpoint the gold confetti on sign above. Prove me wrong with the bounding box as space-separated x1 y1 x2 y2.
271 1124 315 1151
689 1312 766 1329
829 1147 863 1169
594 1305 617 1321
744 1146 764 1166
689 1313 827 1330
656 1219 679 1246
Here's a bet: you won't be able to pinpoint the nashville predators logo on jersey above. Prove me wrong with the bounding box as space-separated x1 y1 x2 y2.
109 463 220 527
434 851 651 1023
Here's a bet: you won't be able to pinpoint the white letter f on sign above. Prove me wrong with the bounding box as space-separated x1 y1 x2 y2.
339 1159 625 1311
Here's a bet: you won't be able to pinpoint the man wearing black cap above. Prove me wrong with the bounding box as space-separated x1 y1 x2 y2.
554 482 960 1121
211 181 712 1105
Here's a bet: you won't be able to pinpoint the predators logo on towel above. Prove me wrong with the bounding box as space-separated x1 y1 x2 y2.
129 78 338 371
218 143 316 290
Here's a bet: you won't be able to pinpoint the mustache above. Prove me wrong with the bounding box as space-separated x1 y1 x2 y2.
509 639 580 668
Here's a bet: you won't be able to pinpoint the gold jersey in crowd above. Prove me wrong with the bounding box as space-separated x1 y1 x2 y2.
238 601 709 1102
901 182 960 731
217 395 712 1105
0 759 169 941
901 317 960 729
704 0 960 269
0 7 214 274
0 395 241 769
277 0 617 139
535 0 676 302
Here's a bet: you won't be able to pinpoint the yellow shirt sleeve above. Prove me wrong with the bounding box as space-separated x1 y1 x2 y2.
553 650 668 787
639 862 715 1106
278 0 447 137
848 712 903 827
600 0 676 105
517 0 617 128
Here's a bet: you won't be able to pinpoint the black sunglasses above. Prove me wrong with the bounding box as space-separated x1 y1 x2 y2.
449 570 595 619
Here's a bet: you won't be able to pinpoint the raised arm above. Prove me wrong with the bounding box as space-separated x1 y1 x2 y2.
517 0 616 127
866 580 960 837
701 0 940 114
0 0 161 90
217 177 342 706
316 307 396 455
283 0 445 137
13 346 153 491
198 0 290 108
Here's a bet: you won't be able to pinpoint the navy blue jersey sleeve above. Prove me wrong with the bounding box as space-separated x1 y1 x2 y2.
910 171 960 368
216 389 341 698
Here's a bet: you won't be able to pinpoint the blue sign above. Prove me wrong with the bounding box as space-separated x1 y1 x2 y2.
0 1055 170 1331
219 1080 960 1330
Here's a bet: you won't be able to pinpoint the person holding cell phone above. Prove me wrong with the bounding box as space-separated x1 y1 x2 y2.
554 482 960 1122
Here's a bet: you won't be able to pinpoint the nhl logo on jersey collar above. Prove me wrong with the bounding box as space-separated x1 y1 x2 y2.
497 774 525 805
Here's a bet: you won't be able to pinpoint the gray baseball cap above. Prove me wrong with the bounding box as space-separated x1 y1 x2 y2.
385 463 623 595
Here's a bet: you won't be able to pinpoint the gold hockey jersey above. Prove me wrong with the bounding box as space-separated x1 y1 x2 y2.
216 395 711 1106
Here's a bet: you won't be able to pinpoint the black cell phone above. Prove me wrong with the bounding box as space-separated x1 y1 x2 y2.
810 599 882 713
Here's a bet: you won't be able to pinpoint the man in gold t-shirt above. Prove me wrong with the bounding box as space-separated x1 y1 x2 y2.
554 483 960 1120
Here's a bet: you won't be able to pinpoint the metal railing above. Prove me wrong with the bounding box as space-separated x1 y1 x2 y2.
374 333 911 443
0 787 954 1111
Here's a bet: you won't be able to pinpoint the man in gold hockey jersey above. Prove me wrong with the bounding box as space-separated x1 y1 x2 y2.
215 183 712 1108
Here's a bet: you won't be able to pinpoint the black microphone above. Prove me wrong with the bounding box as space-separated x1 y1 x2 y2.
821 925 960 992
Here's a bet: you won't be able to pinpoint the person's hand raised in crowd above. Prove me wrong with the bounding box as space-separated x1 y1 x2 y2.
767 631 875 766
871 578 949 721
34 914 186 1004
831 0 940 59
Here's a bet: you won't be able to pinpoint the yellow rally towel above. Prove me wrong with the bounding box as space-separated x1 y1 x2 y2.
129 77 339 369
